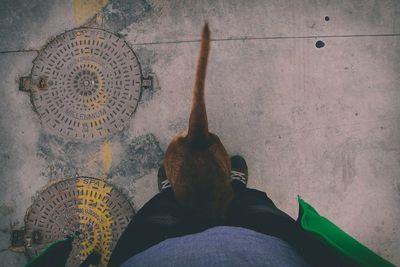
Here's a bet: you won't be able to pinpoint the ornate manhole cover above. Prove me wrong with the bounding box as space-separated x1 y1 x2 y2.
24 177 134 266
28 28 142 141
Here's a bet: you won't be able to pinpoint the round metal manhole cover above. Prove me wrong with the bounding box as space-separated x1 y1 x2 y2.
24 177 135 266
30 28 142 141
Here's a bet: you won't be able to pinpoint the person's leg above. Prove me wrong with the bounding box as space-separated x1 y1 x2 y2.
227 180 300 242
108 165 214 267
226 156 300 245
226 156 359 267
107 188 184 267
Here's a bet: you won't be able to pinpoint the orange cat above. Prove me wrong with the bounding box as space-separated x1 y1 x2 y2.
163 24 233 220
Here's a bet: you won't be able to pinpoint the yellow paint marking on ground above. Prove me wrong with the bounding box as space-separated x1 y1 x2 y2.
73 0 108 25
84 68 108 111
72 30 109 111
79 58 109 111
83 140 112 179
72 29 110 127
76 178 114 266
99 140 113 179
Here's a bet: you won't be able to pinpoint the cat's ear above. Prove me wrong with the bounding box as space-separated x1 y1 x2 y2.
187 23 210 147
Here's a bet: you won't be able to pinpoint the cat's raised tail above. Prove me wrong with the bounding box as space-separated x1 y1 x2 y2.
187 23 210 147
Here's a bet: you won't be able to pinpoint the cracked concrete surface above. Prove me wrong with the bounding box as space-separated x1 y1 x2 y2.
0 0 399 266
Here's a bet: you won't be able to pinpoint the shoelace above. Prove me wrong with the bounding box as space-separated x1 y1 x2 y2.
161 179 171 190
231 170 247 184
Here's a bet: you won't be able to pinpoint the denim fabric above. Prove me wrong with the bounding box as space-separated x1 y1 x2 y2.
120 226 311 267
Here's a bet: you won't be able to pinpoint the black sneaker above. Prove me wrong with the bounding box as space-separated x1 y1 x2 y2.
230 155 248 186
158 164 171 192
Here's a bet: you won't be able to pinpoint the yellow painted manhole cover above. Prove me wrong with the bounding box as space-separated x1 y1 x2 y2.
24 177 134 266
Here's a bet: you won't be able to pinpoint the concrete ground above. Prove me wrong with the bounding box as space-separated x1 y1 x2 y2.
0 0 399 266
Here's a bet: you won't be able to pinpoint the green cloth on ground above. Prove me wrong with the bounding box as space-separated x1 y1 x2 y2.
24 237 73 267
297 196 396 267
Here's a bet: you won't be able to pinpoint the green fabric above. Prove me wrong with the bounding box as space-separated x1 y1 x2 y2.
24 237 73 267
297 196 396 267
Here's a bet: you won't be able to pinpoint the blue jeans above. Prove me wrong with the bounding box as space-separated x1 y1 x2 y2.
121 226 311 267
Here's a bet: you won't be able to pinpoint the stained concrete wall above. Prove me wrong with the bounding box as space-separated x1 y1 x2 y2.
0 0 399 266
